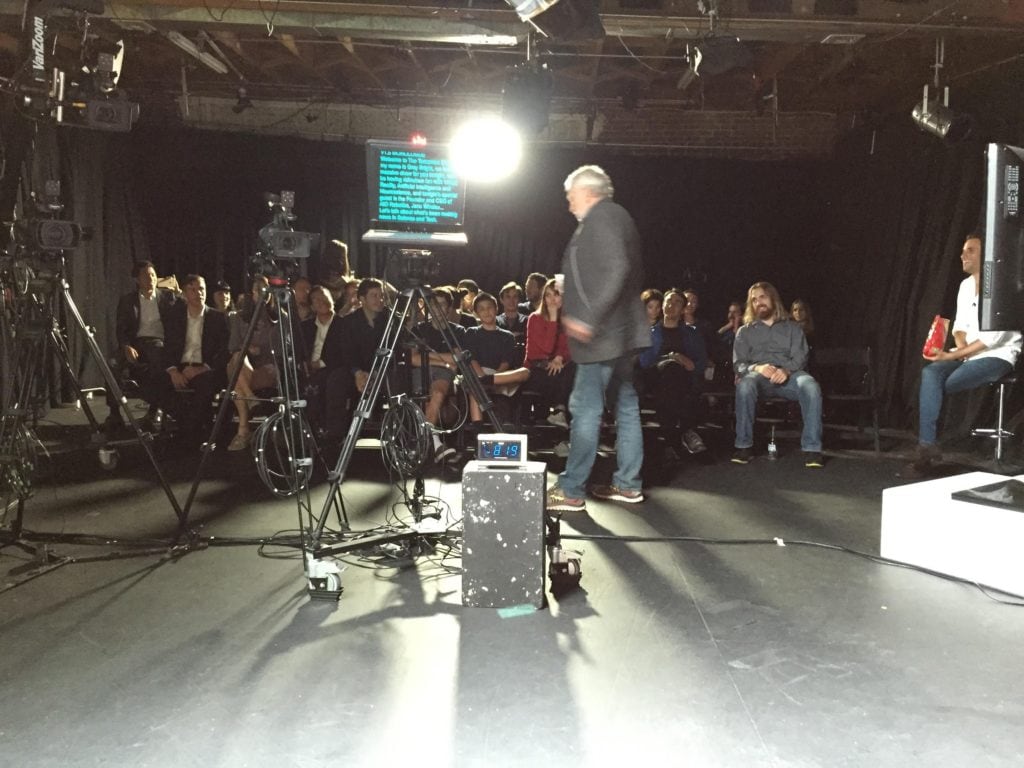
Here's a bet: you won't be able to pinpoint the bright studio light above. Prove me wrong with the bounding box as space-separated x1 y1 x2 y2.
450 116 522 183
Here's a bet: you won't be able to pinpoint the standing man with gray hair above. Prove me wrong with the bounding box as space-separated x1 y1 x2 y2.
547 165 650 512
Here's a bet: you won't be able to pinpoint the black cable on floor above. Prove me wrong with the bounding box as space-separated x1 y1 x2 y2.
560 532 1024 605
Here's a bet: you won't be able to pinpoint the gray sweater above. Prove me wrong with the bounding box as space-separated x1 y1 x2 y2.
733 319 809 376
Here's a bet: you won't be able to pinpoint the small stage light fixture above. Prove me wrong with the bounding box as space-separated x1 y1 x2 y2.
503 0 605 42
911 85 971 143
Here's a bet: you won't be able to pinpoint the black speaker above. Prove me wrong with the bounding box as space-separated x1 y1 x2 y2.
461 460 546 609
502 61 553 136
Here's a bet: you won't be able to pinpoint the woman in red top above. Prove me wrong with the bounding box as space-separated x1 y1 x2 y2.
524 278 574 428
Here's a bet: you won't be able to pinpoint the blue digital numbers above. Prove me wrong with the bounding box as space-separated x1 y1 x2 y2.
480 438 524 461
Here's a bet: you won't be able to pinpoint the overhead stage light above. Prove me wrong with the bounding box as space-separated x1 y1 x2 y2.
911 39 972 142
504 0 605 42
911 84 971 143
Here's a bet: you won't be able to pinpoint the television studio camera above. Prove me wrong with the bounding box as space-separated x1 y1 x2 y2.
2 0 139 133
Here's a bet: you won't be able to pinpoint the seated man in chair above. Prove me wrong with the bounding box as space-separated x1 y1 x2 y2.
903 232 1022 477
301 285 347 441
106 260 178 430
731 281 822 468
160 275 230 443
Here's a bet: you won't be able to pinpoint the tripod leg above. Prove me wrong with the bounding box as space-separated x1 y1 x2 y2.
57 279 185 524
309 292 414 545
179 294 270 535
420 290 504 433
45 320 102 435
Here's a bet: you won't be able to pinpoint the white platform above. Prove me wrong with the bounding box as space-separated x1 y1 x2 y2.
881 471 1024 597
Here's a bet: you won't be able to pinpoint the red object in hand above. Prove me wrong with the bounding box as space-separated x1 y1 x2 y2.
922 315 950 359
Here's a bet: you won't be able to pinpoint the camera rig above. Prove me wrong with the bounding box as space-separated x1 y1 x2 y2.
1 0 139 133
252 191 320 277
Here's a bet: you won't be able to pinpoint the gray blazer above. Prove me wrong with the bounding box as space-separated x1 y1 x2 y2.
560 198 650 364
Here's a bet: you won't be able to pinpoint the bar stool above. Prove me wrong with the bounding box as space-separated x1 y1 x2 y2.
971 372 1018 461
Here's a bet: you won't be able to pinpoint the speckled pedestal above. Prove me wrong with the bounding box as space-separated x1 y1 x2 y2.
461 460 547 609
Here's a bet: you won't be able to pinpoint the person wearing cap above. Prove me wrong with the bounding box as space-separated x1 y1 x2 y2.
211 280 233 314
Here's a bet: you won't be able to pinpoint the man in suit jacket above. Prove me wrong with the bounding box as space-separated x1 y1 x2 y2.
548 165 650 513
301 285 349 440
106 261 179 429
160 274 229 440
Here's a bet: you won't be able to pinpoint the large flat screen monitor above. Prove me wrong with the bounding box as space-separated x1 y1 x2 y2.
980 143 1024 331
366 139 466 231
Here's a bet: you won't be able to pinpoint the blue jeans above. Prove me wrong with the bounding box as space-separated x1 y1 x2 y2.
918 357 1012 445
558 355 643 498
734 371 822 452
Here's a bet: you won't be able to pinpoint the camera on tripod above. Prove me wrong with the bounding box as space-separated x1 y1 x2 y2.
25 219 90 251
8 180 92 256
252 191 320 278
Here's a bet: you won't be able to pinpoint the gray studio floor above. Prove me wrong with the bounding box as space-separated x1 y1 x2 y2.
2 400 1023 768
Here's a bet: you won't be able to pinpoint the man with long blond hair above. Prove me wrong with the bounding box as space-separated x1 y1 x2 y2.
741 281 787 325
731 281 823 467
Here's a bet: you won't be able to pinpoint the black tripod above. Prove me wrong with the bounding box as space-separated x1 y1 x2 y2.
1 255 184 543
302 250 503 595
175 275 325 540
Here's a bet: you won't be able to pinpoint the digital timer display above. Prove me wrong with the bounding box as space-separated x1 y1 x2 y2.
476 433 528 463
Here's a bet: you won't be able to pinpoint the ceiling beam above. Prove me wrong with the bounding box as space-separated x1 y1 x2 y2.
1 1 1018 47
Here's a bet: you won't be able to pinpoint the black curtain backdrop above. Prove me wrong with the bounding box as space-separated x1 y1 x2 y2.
40 113 1020 432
